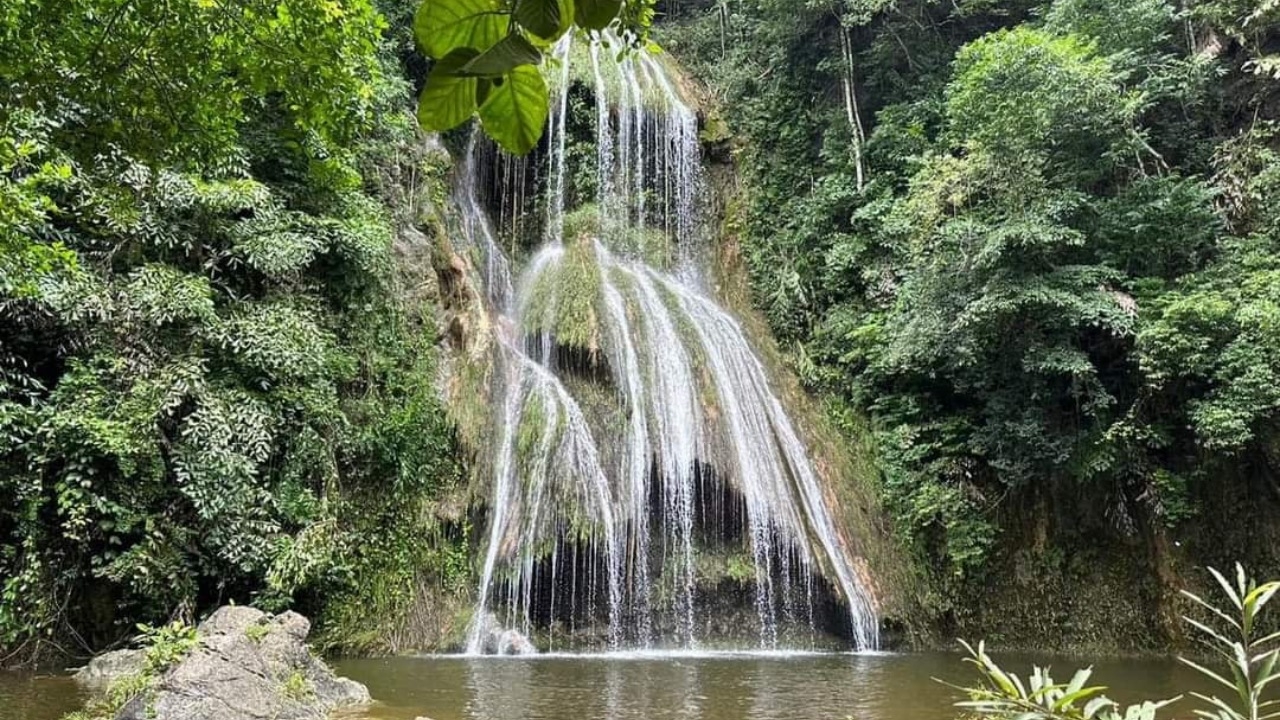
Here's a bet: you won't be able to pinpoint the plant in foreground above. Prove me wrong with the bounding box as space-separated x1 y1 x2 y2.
950 565 1280 720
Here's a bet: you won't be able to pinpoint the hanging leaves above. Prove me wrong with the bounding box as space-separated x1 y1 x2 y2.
575 0 622 30
413 0 508 59
514 0 574 41
461 33 544 76
412 0 634 154
479 65 550 154
418 72 481 132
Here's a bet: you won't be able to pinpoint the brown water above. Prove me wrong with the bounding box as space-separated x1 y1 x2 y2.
0 651 1210 720
332 651 1205 720
0 672 83 720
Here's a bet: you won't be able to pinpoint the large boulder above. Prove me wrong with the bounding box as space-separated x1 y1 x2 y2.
91 607 369 720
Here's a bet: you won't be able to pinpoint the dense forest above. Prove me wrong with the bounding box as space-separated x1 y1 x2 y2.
4 0 1280 668
0 0 471 662
660 0 1280 648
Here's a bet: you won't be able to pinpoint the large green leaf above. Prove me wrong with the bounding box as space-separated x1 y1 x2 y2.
479 65 549 155
513 0 572 41
414 0 508 60
417 66 479 132
461 33 543 76
574 0 621 30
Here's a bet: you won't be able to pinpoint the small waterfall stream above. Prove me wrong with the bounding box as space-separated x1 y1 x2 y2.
452 35 879 654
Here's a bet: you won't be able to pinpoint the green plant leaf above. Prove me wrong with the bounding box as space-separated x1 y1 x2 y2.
1183 615 1236 649
513 0 571 40
461 32 543 76
417 67 478 132
414 0 508 59
1083 696 1116 718
1210 566 1244 610
479 65 549 155
1182 589 1244 630
574 0 621 30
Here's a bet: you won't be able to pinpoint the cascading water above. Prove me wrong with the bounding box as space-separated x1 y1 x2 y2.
452 34 879 655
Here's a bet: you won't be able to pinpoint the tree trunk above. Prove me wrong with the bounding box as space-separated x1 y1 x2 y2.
839 26 867 192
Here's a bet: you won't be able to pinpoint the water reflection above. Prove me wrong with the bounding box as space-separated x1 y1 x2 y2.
334 651 1205 720
0 652 1213 720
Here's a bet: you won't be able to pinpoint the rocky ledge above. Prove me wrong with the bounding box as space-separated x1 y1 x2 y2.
75 606 369 720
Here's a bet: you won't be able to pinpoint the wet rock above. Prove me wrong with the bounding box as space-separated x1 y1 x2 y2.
92 606 369 720
474 613 539 656
494 629 538 656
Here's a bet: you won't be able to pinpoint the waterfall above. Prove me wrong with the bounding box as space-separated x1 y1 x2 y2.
452 33 879 654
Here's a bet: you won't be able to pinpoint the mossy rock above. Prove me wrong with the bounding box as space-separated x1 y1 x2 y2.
521 237 604 354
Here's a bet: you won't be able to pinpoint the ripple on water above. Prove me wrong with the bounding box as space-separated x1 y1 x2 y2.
331 651 1205 720
0 672 84 720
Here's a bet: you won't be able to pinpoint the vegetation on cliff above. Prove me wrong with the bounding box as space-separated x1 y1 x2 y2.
660 0 1280 646
0 0 465 662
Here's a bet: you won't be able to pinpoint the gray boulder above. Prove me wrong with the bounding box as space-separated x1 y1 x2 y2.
74 648 147 689
494 629 538 656
473 612 538 656
106 606 368 720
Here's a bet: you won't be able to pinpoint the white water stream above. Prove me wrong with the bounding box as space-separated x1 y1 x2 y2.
453 34 878 654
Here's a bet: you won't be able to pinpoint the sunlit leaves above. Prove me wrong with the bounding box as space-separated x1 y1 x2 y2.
235 230 325 279
946 27 1130 177
0 0 466 655
478 65 551 154
413 0 508 60
418 69 483 131
1 0 385 167
412 0 632 153
1137 240 1280 451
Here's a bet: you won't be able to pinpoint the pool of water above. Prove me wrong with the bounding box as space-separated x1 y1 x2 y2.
331 651 1205 720
0 651 1212 720
0 672 83 720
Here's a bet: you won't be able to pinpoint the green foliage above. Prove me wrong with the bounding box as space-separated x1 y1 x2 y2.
1179 565 1280 720
477 65 552 154
61 620 198 720
62 671 154 720
945 27 1132 171
245 622 271 644
136 621 200 674
1137 236 1280 451
281 670 314 701
1044 0 1177 58
951 565 1280 720
1192 0 1280 79
0 0 388 168
953 639 1177 719
0 0 463 662
659 0 1280 596
521 239 603 350
412 0 650 153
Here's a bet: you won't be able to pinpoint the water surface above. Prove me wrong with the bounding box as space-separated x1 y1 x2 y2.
0 672 83 720
331 651 1204 720
0 651 1213 720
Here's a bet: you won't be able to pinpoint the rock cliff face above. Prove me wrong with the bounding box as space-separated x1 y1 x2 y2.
76 607 369 720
